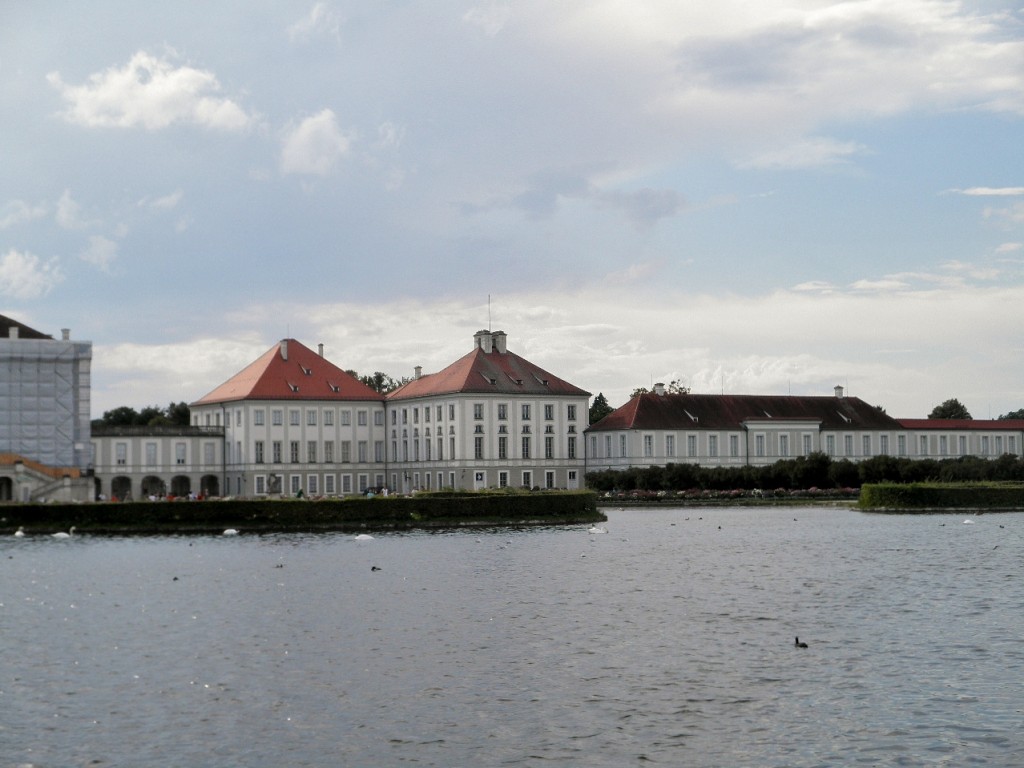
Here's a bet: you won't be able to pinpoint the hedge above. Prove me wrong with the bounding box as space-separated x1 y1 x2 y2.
859 483 1024 511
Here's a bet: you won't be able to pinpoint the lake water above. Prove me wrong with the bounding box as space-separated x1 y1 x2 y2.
3 506 1023 767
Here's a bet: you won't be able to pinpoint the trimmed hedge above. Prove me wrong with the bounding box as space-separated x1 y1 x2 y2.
1 490 603 534
859 483 1024 511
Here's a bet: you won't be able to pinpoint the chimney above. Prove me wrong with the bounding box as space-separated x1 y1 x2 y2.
492 330 507 354
653 382 666 396
62 328 71 340
280 339 289 361
834 385 845 399
318 343 324 357
414 365 422 379
474 329 493 353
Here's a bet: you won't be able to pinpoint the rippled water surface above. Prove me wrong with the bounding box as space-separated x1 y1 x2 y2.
3 507 1024 767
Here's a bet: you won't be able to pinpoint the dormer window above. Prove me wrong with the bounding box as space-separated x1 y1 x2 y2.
288 383 299 393
328 382 340 393
299 364 312 376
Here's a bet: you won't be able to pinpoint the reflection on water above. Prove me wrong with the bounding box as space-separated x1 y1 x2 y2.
3 507 1024 766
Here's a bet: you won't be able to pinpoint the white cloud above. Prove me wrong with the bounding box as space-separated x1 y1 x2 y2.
47 51 254 131
995 242 1023 254
139 190 184 210
0 249 64 299
80 235 119 271
463 3 512 37
953 187 1024 196
55 189 93 229
0 200 47 230
280 109 351 175
288 3 344 43
735 136 868 170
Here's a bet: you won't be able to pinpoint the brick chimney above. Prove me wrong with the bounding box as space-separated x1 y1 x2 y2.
474 330 493 353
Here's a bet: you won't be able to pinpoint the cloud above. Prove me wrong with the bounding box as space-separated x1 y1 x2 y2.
952 187 1024 196
47 51 254 131
463 3 512 37
80 235 119 271
139 190 185 210
735 136 869 170
0 200 47 230
55 189 93 229
598 187 687 226
288 3 344 43
984 201 1024 225
0 249 64 299
280 109 351 175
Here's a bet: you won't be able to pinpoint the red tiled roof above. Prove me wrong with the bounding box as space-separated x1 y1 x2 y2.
387 346 589 400
191 339 383 405
897 419 1024 431
587 392 904 432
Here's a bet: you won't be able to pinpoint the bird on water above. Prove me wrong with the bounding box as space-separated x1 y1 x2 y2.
52 526 76 539
795 637 808 648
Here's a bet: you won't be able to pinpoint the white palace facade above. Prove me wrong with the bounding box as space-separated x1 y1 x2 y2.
3 310 1024 503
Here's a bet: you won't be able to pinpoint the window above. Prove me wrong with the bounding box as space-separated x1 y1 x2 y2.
308 441 317 463
341 410 352 426
643 435 653 458
919 435 928 456
255 475 266 494
358 441 368 463
844 435 853 456
802 434 812 456
358 474 368 493
341 441 351 463
545 471 555 489
272 441 282 463
291 475 301 494
729 435 739 457
620 434 627 457
436 406 443 422
325 475 335 494
522 471 532 488
290 441 300 463
374 411 384 426
324 440 334 462
254 441 265 464
604 435 611 458
880 435 889 455
342 475 352 493
324 409 334 426
755 434 765 457
375 441 385 462
544 404 554 420
254 410 265 426
688 435 697 458
358 411 368 427
522 404 531 421
413 407 419 424
861 435 870 456
272 409 283 426
958 435 967 455
499 436 507 460
709 435 718 457
522 436 531 459
474 403 484 420
666 435 676 457
780 434 789 457
898 434 907 456
236 410 242 427
498 404 508 420
146 442 157 465
204 442 215 465
545 436 554 459
981 436 990 456
307 475 319 495
449 404 455 420
290 409 300 426
499 471 508 488
116 442 127 465
568 405 577 421
567 436 576 459
826 435 836 456
474 436 484 459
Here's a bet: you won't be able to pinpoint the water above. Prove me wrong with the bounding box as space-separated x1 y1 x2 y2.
3 507 1023 767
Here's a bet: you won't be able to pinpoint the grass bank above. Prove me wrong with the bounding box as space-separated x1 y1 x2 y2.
1 490 604 535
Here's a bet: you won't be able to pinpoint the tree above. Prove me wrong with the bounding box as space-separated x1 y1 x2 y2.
631 379 690 398
629 386 649 397
589 393 614 424
999 408 1024 420
350 370 409 394
91 402 191 428
928 398 972 419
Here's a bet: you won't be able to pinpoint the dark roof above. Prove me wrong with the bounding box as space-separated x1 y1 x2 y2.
897 419 1024 431
587 392 904 432
0 314 52 340
191 339 384 406
388 346 589 401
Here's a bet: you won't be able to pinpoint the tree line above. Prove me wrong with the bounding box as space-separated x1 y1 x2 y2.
586 452 1024 493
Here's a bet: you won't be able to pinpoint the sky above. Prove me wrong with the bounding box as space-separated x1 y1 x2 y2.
2 1 1023 419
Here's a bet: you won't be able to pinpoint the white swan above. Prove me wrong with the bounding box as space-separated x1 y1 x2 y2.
223 528 239 536
52 526 76 539
963 519 975 525
588 525 608 534
14 526 25 537
354 533 374 541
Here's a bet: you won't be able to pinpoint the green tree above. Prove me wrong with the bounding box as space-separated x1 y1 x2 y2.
93 405 140 427
629 386 649 397
928 398 972 419
166 401 191 425
589 393 614 424
999 408 1024 420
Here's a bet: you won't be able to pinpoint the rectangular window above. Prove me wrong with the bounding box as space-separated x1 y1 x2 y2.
920 435 928 456
958 435 967 455
996 436 1003 455
325 474 335 494
324 440 334 463
665 434 675 457
803 434 812 456
450 437 456 460
880 434 889 455
942 435 950 456
413 407 419 424
358 410 368 427
306 410 317 426
272 409 283 426
729 435 739 457
474 403 484 420
545 471 555 489
272 441 282 463
341 441 351 463
499 471 508 488
567 436 576 459
307 441 317 463
709 435 718 458
827 435 836 456
204 442 215 465
544 404 554 420
342 475 352 493
236 410 242 427
620 434 627 457
341 410 352 426
780 434 789 457
474 436 484 459
643 435 653 458
436 406 443 421
498 436 507 459
374 411 384 426
255 475 266 494
755 434 765 457
254 409 265 426
545 436 554 459
290 441 300 463
522 404 531 421
498 403 508 420
449 404 455 420
290 409 300 426
291 475 301 494
898 434 906 456
375 441 385 462
116 442 127 465
358 475 368 493
522 471 532 488
981 436 990 456
174 442 186 465
358 441 368 463
307 475 319 494
687 435 697 458
324 409 334 426
844 435 853 456
522 436 531 459
254 441 265 464
568 405 577 421
146 442 157 465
